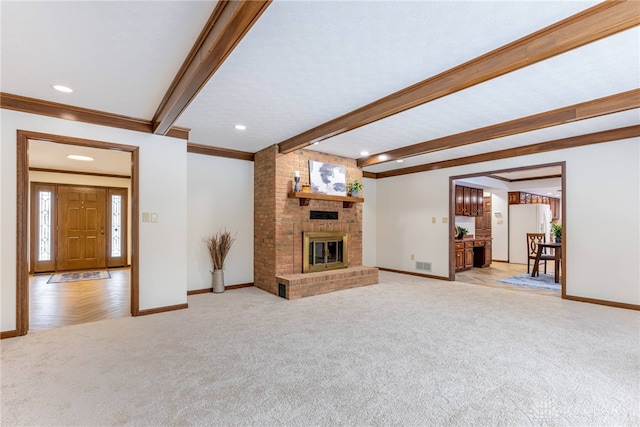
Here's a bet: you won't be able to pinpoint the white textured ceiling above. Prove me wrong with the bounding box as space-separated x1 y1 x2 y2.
1 1 216 118
2 0 639 182
29 140 131 176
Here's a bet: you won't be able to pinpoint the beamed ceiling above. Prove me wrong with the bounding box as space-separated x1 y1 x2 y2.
1 0 639 180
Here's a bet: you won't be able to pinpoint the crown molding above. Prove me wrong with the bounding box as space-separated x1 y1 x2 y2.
187 142 254 161
0 93 190 140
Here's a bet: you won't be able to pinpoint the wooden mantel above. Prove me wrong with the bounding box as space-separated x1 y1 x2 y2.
287 192 364 208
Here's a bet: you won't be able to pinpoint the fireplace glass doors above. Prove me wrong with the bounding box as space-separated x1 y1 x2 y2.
303 231 348 273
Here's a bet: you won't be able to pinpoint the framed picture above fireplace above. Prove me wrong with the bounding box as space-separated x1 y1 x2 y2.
309 160 347 196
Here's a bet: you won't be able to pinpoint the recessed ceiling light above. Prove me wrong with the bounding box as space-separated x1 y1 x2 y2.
378 154 389 161
396 159 404 163
234 124 246 130
360 151 369 156
52 85 73 93
312 142 320 145
546 192 552 195
67 154 94 161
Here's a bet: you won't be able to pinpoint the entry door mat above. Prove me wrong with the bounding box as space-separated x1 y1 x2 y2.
498 273 560 291
48 270 111 284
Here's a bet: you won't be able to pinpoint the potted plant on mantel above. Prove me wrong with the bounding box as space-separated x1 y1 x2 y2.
347 179 363 197
204 229 236 293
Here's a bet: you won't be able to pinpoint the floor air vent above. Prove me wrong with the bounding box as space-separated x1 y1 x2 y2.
416 261 432 272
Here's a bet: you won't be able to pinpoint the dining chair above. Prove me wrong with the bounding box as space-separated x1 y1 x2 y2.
526 233 555 274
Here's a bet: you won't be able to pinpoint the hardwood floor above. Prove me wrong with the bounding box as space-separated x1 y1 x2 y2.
29 268 130 332
454 261 560 297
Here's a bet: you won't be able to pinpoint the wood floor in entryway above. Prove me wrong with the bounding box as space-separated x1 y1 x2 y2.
455 261 560 297
29 268 130 333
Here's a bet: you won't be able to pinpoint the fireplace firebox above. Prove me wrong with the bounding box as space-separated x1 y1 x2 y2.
303 231 348 273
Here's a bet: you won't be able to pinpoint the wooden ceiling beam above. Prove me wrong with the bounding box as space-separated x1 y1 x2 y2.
358 89 640 167
152 1 271 136
375 125 640 179
278 1 639 154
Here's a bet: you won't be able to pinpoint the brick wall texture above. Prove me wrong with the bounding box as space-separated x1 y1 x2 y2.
254 145 363 296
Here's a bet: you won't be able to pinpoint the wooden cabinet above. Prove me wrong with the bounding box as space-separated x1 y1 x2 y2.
455 238 492 272
509 191 560 220
484 240 492 267
464 241 474 269
455 186 464 215
455 242 464 270
475 196 492 238
455 185 483 217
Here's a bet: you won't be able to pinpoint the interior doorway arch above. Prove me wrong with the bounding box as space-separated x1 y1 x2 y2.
16 130 140 335
449 161 566 297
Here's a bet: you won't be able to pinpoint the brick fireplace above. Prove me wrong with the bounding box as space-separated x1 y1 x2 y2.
254 145 378 299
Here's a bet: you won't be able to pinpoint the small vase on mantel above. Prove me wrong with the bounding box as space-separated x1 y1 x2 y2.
212 270 225 293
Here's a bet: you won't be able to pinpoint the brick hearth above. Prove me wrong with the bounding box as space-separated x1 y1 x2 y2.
254 145 378 298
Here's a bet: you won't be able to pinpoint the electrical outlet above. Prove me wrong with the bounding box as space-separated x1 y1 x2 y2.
497 219 504 224
432 217 436 223
442 217 448 223
151 213 158 223
411 254 414 260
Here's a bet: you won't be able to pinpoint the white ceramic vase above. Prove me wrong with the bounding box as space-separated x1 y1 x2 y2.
212 270 225 293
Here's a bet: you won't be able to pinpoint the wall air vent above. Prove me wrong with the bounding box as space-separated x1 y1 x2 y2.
416 261 432 272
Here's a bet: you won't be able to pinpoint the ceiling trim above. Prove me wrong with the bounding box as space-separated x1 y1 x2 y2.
375 125 640 179
488 173 563 183
278 1 640 154
187 142 254 161
358 89 640 167
29 167 131 179
152 0 272 136
0 93 190 140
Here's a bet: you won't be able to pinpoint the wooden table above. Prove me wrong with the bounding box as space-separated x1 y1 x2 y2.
531 242 562 283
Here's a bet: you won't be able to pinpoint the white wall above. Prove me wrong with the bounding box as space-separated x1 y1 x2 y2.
362 177 377 267
1 109 188 331
186 153 254 290
375 138 640 306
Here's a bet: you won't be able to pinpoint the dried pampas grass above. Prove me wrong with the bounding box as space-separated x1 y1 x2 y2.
204 229 236 270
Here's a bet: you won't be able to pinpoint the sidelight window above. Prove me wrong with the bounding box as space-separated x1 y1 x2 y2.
38 190 52 261
111 194 122 257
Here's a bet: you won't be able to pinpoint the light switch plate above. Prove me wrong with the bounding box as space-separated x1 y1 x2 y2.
142 212 150 222
442 217 448 223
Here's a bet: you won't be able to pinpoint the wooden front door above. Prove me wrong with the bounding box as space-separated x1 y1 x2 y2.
57 186 107 271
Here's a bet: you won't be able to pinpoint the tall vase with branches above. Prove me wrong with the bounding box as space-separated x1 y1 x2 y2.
204 229 236 293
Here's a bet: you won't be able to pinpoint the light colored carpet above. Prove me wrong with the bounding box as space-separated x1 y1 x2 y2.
2 271 639 426
498 273 561 291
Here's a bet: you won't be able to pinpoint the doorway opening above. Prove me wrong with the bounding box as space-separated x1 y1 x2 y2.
17 130 140 336
449 162 566 298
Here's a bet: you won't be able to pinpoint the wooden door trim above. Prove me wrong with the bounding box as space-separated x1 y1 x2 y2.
449 162 567 295
16 130 140 336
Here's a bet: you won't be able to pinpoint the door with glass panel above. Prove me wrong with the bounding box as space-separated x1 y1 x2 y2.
30 183 128 273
